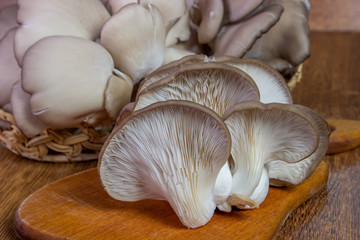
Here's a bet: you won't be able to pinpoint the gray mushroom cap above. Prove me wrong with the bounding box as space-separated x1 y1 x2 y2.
243 0 311 74
214 3 284 58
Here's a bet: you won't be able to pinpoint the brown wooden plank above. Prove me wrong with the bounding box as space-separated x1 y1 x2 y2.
14 162 328 240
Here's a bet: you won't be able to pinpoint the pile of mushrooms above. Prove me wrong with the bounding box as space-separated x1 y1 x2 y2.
0 0 311 137
99 55 331 228
0 0 324 230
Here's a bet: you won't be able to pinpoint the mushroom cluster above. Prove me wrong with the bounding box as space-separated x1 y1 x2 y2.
0 0 311 138
99 55 331 229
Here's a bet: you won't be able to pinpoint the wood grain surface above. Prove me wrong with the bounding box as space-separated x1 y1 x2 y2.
13 162 329 240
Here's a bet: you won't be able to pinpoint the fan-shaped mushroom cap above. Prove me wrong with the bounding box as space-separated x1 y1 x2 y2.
214 4 283 58
243 0 310 74
134 62 260 116
222 101 328 208
267 104 331 186
0 4 18 39
99 100 232 229
14 0 110 65
215 57 292 104
11 81 48 138
101 3 166 84
21 36 133 128
0 28 21 108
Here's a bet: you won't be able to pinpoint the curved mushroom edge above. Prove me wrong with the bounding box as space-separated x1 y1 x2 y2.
222 100 327 208
214 56 293 104
267 104 331 186
134 61 260 115
98 100 232 229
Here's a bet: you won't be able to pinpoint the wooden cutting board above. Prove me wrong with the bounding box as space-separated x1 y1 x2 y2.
14 161 329 240
327 118 360 154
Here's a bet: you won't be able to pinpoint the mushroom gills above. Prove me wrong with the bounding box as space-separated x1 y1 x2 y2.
223 101 323 208
99 100 232 229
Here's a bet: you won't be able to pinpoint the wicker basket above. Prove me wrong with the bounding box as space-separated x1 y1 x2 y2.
0 64 303 162
0 108 113 162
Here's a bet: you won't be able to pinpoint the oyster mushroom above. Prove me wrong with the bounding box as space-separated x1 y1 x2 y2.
10 81 48 137
134 62 260 116
243 0 311 75
21 36 133 128
214 3 284 58
14 0 110 65
189 0 224 44
215 57 292 104
222 0 263 24
0 4 18 39
222 101 330 208
99 100 232 229
101 2 166 84
137 54 208 94
0 28 21 109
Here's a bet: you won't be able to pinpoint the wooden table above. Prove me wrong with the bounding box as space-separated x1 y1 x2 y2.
1 32 359 239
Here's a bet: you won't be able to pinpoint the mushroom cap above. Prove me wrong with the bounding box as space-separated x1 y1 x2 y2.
0 4 18 39
0 28 21 107
223 101 322 207
14 0 110 65
191 0 224 44
10 81 48 138
214 3 284 58
165 9 191 47
100 3 166 84
108 0 136 14
134 62 260 116
222 0 264 24
99 100 232 229
243 0 310 72
137 54 208 95
267 104 331 186
163 45 195 65
21 36 132 128
215 57 292 104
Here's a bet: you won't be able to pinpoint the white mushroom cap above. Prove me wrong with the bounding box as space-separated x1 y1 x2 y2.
0 4 18 39
99 100 232 229
215 57 292 104
21 36 133 128
14 0 110 65
163 45 195 65
134 62 260 116
108 0 136 14
222 101 328 208
101 3 166 84
138 54 208 94
0 28 21 108
11 81 48 137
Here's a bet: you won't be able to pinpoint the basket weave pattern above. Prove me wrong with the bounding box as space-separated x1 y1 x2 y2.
0 108 112 162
